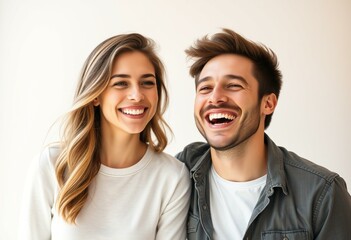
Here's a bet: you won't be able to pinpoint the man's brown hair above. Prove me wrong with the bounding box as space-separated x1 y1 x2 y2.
186 28 282 128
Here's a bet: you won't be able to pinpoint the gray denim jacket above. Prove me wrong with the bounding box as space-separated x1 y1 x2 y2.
176 134 351 240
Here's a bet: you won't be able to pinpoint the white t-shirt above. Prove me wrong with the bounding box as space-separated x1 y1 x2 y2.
18 145 190 240
209 165 266 240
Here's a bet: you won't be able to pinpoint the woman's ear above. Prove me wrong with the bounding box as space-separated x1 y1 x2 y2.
262 93 277 115
93 98 100 106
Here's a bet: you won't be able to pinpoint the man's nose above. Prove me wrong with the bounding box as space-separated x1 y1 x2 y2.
208 86 227 104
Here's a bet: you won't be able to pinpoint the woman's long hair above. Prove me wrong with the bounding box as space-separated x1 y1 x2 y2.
55 33 170 224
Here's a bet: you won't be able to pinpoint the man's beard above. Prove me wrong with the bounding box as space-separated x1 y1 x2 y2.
195 103 261 151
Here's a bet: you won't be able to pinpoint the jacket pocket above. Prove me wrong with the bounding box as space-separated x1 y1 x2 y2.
187 214 199 233
262 229 309 240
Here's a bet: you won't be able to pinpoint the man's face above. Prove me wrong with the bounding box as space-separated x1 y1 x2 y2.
194 54 264 151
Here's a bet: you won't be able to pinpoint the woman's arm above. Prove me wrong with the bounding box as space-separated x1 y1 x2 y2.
156 164 191 240
18 147 57 240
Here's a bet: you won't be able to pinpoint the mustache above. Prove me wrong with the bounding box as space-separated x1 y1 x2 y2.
200 102 241 115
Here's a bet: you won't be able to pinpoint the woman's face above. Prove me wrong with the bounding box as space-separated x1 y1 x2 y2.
94 51 158 136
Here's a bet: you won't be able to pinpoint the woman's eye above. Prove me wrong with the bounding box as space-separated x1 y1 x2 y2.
113 81 128 87
141 80 156 87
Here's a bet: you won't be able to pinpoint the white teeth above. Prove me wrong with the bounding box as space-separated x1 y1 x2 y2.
122 109 145 115
209 113 235 121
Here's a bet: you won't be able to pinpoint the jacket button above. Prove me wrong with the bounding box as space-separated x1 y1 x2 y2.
202 205 207 210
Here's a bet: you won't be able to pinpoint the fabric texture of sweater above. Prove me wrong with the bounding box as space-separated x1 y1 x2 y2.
19 144 191 240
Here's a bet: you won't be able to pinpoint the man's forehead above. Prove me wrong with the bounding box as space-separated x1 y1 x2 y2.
200 54 253 75
197 54 255 84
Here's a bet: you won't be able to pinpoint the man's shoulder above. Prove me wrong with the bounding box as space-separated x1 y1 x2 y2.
266 134 340 185
175 142 210 169
280 147 340 183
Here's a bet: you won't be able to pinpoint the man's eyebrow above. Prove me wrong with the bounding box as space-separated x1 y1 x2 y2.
196 74 248 87
110 73 156 80
224 74 248 85
196 76 211 87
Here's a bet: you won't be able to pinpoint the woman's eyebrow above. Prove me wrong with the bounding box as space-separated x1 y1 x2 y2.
141 73 156 78
110 74 130 80
110 73 156 80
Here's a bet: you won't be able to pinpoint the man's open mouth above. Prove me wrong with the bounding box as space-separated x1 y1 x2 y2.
207 113 236 125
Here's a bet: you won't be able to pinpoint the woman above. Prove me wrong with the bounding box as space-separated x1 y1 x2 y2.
19 33 190 239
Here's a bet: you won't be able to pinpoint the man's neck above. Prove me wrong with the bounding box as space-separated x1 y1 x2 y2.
210 131 267 182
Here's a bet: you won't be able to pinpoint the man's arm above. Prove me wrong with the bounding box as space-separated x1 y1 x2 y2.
314 176 351 239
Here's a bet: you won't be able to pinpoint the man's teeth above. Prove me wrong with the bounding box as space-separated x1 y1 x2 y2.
209 113 235 121
122 109 145 115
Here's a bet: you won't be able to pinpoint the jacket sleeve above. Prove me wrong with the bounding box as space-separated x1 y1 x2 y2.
155 164 191 240
18 148 56 240
175 150 185 162
314 176 351 239
175 142 209 170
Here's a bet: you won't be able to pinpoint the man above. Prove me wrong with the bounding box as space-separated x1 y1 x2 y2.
176 29 351 240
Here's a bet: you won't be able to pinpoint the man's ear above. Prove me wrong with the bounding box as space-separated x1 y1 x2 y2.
93 98 100 106
262 93 277 115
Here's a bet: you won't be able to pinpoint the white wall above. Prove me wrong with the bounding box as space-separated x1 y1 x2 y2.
1 0 350 237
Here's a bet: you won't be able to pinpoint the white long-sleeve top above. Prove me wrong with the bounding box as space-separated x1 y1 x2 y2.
18 145 190 240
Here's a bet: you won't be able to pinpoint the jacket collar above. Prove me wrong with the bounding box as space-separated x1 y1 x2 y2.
189 134 288 195
264 133 288 195
190 147 211 182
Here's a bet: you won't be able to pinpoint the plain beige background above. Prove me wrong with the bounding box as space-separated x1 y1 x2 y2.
1 0 350 237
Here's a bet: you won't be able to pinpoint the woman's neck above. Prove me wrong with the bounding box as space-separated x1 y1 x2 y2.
99 130 147 168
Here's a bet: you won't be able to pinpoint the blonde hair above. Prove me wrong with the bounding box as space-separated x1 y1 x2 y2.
55 33 170 223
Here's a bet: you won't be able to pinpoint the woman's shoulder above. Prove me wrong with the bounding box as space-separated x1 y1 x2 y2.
148 148 188 175
25 143 62 187
35 143 62 170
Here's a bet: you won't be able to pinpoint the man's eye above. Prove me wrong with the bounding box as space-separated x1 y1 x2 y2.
198 86 212 93
228 84 243 89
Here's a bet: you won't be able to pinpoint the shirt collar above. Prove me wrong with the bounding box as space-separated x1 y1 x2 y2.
189 134 288 195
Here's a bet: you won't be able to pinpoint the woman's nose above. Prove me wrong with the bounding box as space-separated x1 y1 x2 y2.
127 85 144 102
